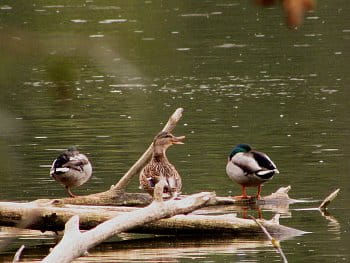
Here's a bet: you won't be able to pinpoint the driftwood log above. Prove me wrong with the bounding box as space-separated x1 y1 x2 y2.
0 188 339 262
41 191 215 263
0 191 305 239
3 187 339 237
0 186 297 232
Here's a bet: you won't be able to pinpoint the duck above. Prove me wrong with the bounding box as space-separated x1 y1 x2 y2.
139 131 185 199
50 146 92 197
226 143 279 199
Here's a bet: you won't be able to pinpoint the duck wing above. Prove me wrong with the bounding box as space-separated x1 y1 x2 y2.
232 152 262 174
251 151 277 170
63 156 89 172
251 150 278 179
232 151 278 179
140 163 160 189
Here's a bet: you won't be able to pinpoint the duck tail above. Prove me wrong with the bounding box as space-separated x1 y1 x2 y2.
256 169 278 179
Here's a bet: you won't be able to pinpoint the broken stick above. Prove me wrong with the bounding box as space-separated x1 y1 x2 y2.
319 188 340 210
250 215 288 263
41 191 214 263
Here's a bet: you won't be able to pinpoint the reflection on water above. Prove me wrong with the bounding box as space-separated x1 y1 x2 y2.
77 236 275 263
1 0 349 262
0 230 277 263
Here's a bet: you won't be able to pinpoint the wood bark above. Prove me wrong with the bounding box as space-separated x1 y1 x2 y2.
0 192 304 240
0 186 294 232
319 188 340 210
250 216 288 263
12 245 25 263
41 191 214 263
1 187 339 239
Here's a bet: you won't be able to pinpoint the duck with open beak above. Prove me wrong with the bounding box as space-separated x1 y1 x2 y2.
139 131 185 199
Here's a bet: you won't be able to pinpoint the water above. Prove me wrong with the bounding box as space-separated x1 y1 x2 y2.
0 0 349 262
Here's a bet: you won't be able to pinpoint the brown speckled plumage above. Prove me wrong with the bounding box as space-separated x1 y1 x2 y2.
139 131 185 199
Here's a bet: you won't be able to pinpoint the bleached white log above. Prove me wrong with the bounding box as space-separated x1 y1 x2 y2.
41 191 214 263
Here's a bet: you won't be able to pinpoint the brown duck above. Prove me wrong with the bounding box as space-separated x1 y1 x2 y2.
139 131 185 199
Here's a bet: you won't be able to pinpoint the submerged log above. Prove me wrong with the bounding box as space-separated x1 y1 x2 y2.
0 194 304 240
1 187 338 239
12 245 25 263
132 213 305 240
250 216 288 263
0 186 296 232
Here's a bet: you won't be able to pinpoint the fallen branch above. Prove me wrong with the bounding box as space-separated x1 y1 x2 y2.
293 189 341 228
318 189 340 228
0 186 338 238
319 188 340 210
41 191 214 263
0 208 39 255
12 245 25 263
133 213 305 240
0 197 305 240
250 215 288 263
0 186 310 234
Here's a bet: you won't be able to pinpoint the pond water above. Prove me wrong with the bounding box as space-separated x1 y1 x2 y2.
0 0 349 262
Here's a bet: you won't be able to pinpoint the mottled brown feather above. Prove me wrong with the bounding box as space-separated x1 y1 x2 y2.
139 131 184 198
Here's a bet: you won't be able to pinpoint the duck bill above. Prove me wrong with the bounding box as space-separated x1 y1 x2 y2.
172 135 185 144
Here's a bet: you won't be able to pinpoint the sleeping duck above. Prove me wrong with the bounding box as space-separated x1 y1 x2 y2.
226 144 279 199
139 131 185 199
50 146 92 197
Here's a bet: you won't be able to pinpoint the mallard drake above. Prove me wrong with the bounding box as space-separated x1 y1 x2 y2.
226 144 279 199
139 131 185 199
50 146 92 197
